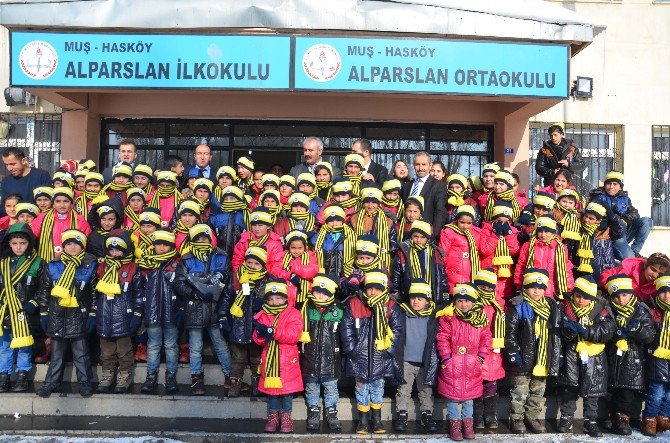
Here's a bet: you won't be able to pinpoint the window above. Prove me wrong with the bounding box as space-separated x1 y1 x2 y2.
0 114 61 177
652 125 670 226
529 122 622 198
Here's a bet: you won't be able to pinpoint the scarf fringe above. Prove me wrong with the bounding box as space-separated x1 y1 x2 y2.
59 296 79 308
230 304 244 318
577 263 594 273
96 280 121 296
654 346 670 360
10 335 34 349
264 376 283 389
532 365 549 377
52 285 70 299
492 337 505 349
562 231 582 241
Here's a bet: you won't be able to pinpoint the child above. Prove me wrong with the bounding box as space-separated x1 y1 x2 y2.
164 155 185 186
122 187 147 233
301 274 344 431
340 270 405 434
554 189 582 249
392 220 449 305
102 163 133 204
517 191 556 244
35 229 97 398
396 196 424 243
219 246 271 398
74 172 104 221
236 156 255 195
642 274 670 436
446 173 481 227
210 166 238 215
0 194 21 233
173 224 231 395
52 171 74 189
297 173 325 217
575 202 615 282
0 223 45 393
191 178 214 223
381 179 403 218
604 274 655 435
250 174 280 209
436 282 491 441
314 162 334 201
279 175 296 210
342 236 386 298
258 189 282 225
558 275 615 437
273 192 317 238
132 164 156 201
393 279 442 434
253 279 303 433
251 170 265 199
349 185 397 270
138 230 181 395
174 199 202 256
601 252 670 304
482 170 524 223
310 204 356 281
474 162 501 213
148 170 184 229
74 169 87 194
505 268 562 434
317 178 359 224
275 230 318 306
87 198 124 258
210 185 247 267
33 187 54 213
15 203 39 225
134 209 161 258
514 215 574 300
94 229 143 394
343 153 365 197
232 206 284 274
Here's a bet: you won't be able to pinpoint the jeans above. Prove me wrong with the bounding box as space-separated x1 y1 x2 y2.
305 377 339 409
645 381 670 418
613 216 653 259
0 331 32 374
188 325 231 375
146 324 179 374
447 400 474 420
268 394 293 412
355 377 385 407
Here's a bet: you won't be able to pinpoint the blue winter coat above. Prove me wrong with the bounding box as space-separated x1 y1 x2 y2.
140 257 181 327
219 276 270 345
589 188 640 240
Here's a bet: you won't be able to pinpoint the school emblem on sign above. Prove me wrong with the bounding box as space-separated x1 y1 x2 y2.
302 43 341 83
19 40 58 80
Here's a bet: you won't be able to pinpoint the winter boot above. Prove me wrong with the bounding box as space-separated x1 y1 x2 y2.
524 417 546 434
614 412 632 436
227 377 241 398
306 405 321 431
190 373 205 395
583 418 602 437
510 418 526 434
97 369 115 393
325 406 342 431
11 371 29 392
658 415 670 433
134 343 147 362
0 372 9 392
280 412 294 433
421 410 438 433
36 382 59 398
394 410 408 432
140 371 158 394
178 343 189 363
557 415 573 433
449 420 463 441
34 337 50 363
114 371 131 394
483 395 498 430
463 418 475 439
356 408 370 434
264 411 280 432
371 405 385 434
165 371 178 394
79 381 93 397
472 397 485 430
251 375 261 397
642 417 657 437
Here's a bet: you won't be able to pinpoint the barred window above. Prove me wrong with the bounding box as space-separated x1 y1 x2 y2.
0 114 61 177
652 125 670 226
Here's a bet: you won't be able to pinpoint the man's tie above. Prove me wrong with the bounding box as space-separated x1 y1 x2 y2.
198 167 205 178
410 177 422 196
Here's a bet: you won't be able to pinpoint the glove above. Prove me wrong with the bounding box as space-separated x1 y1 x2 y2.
219 317 231 335
196 290 213 302
290 274 301 286
252 297 265 312
40 313 49 332
492 221 505 236
478 354 486 366
253 321 274 340
509 352 523 367
616 327 630 339
347 277 360 294
626 320 641 334
609 213 627 239
129 313 142 335
501 221 513 236
22 301 37 315
86 315 96 335
175 308 185 330
564 320 587 337
517 212 532 226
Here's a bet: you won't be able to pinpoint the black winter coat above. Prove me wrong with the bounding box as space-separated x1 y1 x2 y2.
94 262 144 339
0 255 45 331
505 295 562 377
645 304 670 383
606 302 655 391
36 254 98 339
558 296 615 397
534 138 584 186
86 198 124 258
140 257 181 327
391 242 450 304
300 302 344 380
219 276 270 345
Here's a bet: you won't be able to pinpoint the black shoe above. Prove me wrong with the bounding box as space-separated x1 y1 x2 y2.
371 407 385 434
79 382 93 398
250 375 260 397
11 371 29 392
584 419 602 437
394 410 408 432
306 405 321 431
614 412 632 436
557 415 573 433
36 383 59 398
510 418 526 434
356 410 370 434
473 398 485 430
524 417 546 434
483 395 498 430
421 410 438 433
0 372 9 393
140 371 158 394
325 406 341 431
165 371 178 394
227 377 241 398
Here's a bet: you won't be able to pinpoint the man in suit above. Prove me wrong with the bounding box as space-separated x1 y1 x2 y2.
186 144 216 181
351 138 389 185
102 139 138 183
401 152 447 240
289 136 341 178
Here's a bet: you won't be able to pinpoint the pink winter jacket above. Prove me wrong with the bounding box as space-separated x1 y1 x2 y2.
231 231 284 274
252 306 304 396
514 239 574 299
436 314 492 401
480 222 521 301
481 305 505 382
601 258 656 304
439 225 497 288
273 251 320 290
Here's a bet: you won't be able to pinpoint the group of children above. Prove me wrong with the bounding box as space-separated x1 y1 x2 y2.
0 150 668 438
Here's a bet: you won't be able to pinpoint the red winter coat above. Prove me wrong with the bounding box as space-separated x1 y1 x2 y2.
436 313 491 401
480 222 521 301
514 239 574 299
252 306 304 396
474 190 492 216
481 305 505 382
438 225 497 288
31 211 92 254
231 231 284 274
601 258 656 304
273 251 319 290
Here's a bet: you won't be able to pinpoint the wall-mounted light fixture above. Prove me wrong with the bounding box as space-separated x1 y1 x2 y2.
572 76 593 98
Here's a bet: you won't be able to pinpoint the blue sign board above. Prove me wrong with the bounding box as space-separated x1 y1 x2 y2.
295 36 569 98
11 32 291 89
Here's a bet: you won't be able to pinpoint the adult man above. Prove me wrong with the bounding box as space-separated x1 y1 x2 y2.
401 152 447 239
290 136 341 178
1 147 50 204
351 138 388 184
535 124 584 186
187 144 216 181
103 139 138 183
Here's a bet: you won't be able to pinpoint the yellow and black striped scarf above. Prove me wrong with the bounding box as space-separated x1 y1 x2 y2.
282 251 310 303
266 206 281 225
455 305 489 328
611 295 637 353
576 222 600 273
447 189 466 207
316 180 332 198
363 289 394 351
354 209 391 269
484 190 520 222
382 196 404 219
399 300 435 317
0 255 38 348
523 292 551 376
137 249 177 271
249 233 271 248
356 256 382 272
344 173 362 197
572 299 605 357
336 196 360 211
220 199 247 213
230 264 267 318
288 211 316 233
313 224 356 278
123 207 142 233
74 191 99 220
149 185 184 209
558 206 582 241
96 254 134 298
492 228 513 278
526 236 568 299
175 221 193 256
408 240 431 283
444 224 480 281
262 303 288 389
136 231 154 258
102 181 132 195
37 210 78 263
191 243 212 264
478 287 505 349
653 297 670 360
51 251 85 308
300 294 335 343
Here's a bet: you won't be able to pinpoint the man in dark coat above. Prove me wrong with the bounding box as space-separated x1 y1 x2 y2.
534 124 584 187
401 152 447 240
352 138 388 185
289 136 341 178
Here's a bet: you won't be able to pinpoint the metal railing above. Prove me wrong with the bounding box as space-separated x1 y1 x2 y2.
0 113 62 177
652 125 670 226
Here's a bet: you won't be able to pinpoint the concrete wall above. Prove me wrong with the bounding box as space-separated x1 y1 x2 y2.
532 0 670 255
